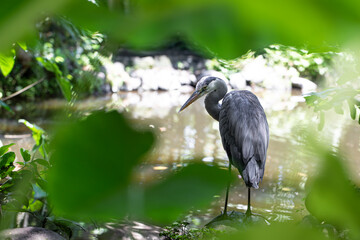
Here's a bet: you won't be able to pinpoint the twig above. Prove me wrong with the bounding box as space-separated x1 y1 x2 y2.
1 78 45 101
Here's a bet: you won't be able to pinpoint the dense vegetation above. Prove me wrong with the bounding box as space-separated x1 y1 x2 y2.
1 0 360 239
0 17 106 102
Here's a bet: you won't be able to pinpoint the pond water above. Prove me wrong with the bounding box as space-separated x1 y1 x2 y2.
1 89 360 226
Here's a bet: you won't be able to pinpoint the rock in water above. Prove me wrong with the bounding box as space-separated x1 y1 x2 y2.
0 227 66 240
206 211 270 230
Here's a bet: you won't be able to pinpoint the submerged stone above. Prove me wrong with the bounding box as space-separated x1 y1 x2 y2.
206 211 270 230
0 227 66 240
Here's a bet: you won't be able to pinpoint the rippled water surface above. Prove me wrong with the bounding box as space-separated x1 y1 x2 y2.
1 89 360 224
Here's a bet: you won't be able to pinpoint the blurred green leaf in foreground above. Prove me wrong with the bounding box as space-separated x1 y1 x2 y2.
47 110 154 219
0 49 15 77
2 0 360 58
220 223 331 240
47 111 229 223
305 141 360 239
304 52 360 129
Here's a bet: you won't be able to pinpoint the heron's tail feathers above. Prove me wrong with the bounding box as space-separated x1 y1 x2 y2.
242 157 261 189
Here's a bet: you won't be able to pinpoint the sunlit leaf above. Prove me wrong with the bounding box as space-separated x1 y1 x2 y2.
47 110 155 220
334 105 344 115
57 76 72 102
0 165 15 179
36 57 73 101
19 119 46 155
304 94 318 106
19 119 45 136
0 143 15 157
0 152 16 168
17 41 27 51
36 57 61 76
305 87 360 125
0 49 15 77
318 111 325 131
29 200 43 212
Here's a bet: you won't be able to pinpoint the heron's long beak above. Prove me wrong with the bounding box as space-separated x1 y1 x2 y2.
178 90 202 112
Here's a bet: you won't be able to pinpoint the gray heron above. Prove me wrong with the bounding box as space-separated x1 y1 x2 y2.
179 76 269 217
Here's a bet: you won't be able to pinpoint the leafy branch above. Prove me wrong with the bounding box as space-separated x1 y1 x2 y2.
304 86 360 130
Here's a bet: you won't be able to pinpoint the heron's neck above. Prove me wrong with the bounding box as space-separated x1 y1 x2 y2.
204 80 227 121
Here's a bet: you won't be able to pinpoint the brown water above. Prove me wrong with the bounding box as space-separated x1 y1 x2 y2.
1 90 360 225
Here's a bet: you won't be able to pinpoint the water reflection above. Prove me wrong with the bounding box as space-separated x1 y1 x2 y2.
1 90 360 224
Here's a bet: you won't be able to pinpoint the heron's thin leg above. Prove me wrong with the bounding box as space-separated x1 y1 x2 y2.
223 162 232 215
245 187 251 216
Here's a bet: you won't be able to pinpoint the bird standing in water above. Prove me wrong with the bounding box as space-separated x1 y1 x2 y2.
179 76 269 217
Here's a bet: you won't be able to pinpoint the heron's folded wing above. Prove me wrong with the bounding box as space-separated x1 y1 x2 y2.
219 91 269 174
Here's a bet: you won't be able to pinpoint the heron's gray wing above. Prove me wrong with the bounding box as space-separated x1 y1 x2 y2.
219 91 269 188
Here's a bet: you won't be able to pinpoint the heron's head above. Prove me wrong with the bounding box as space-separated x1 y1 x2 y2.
179 76 223 112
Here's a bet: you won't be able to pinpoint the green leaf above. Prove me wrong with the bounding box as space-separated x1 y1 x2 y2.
33 159 50 168
334 105 344 115
0 0 73 52
18 119 46 147
29 200 43 212
305 87 359 125
305 145 360 239
47 110 155 220
348 99 356 120
304 94 319 106
143 163 230 223
36 57 72 101
0 100 14 113
36 178 48 192
17 41 27 51
318 111 325 131
18 119 45 136
57 76 72 102
20 148 31 162
2 0 360 59
220 223 329 240
0 180 14 192
0 165 15 179
29 162 39 176
0 49 15 77
0 152 16 168
0 143 15 157
36 57 61 76
47 111 231 223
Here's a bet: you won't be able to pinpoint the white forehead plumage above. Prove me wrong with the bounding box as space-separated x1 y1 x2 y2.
207 78 226 93
196 76 226 94
207 79 217 91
